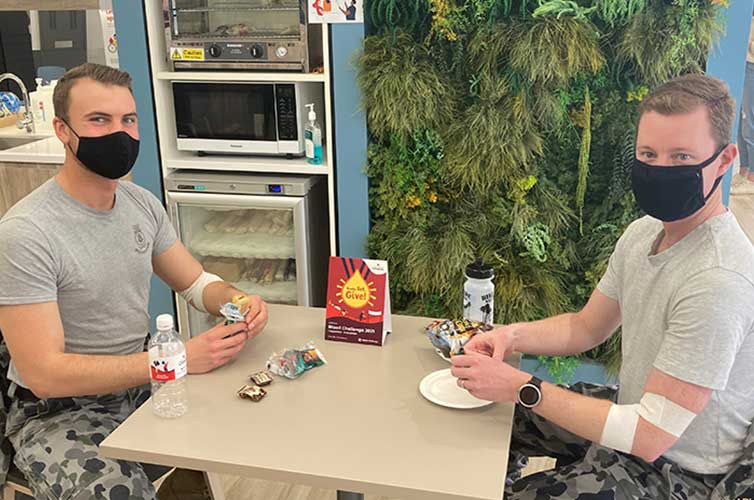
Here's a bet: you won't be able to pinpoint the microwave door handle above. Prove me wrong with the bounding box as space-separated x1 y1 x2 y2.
272 85 280 142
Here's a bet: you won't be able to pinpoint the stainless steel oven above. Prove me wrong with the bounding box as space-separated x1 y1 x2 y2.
165 0 323 72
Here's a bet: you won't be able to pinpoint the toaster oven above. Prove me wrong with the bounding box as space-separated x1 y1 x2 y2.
165 0 323 72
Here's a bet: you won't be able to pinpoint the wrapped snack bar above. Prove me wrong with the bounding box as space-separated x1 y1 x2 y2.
266 342 327 379
219 302 245 326
220 294 252 326
237 384 267 402
425 319 493 358
249 371 273 387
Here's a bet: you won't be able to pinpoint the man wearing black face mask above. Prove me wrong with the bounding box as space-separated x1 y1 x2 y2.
450 73 754 500
0 64 270 498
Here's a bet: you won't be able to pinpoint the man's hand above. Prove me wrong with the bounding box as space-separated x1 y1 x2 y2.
464 325 518 360
240 294 268 340
450 352 529 402
185 321 249 374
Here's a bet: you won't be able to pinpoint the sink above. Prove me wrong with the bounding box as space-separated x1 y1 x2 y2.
0 136 44 150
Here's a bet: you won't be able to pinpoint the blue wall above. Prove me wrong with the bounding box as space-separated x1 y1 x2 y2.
708 0 754 204
331 24 370 258
112 0 176 330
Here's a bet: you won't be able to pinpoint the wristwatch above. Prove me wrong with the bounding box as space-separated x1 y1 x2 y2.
517 376 543 409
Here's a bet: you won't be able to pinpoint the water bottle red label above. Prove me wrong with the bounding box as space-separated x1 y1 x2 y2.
151 365 175 381
149 350 187 382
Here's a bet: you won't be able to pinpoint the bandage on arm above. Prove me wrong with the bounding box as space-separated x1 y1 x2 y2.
178 272 223 313
599 392 698 454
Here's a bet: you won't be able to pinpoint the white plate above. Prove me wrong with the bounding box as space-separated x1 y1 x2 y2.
419 369 494 409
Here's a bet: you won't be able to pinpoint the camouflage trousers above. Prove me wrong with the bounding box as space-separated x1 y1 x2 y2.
504 382 725 500
5 385 170 500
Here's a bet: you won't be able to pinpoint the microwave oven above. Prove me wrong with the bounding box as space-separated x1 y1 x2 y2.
172 81 324 157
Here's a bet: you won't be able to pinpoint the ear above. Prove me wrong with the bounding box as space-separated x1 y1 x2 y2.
52 116 71 146
717 143 738 177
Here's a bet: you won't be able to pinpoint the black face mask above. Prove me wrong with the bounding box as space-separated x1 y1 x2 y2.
631 145 727 222
63 119 140 179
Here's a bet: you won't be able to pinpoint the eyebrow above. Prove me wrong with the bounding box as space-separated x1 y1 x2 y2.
83 111 138 118
636 146 694 153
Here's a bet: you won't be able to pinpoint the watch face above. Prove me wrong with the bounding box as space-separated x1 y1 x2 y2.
520 385 541 407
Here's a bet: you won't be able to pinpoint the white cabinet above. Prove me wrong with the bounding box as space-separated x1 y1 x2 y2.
142 1 337 254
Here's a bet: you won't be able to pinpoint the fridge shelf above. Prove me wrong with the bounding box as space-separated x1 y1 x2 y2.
203 210 292 236
233 280 297 304
191 232 295 259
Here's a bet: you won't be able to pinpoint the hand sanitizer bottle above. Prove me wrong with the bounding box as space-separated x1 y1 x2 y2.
305 103 323 165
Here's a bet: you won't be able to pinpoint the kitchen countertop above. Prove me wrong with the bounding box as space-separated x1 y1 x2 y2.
0 126 64 164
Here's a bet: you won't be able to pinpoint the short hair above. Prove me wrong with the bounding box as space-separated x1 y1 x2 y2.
638 73 735 149
53 63 133 121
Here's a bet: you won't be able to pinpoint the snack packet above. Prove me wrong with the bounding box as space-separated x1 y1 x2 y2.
425 319 493 358
220 302 245 326
237 384 266 402
231 294 251 314
249 370 273 387
221 294 254 327
266 342 327 379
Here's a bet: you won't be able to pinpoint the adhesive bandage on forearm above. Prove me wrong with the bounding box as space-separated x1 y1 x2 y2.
600 393 698 454
178 272 223 312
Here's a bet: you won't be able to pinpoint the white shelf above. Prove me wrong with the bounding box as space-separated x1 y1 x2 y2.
233 280 298 304
192 231 295 259
157 71 326 83
165 149 330 175
144 1 339 261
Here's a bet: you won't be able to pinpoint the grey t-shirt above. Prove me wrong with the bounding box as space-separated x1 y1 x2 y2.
598 212 754 474
0 178 177 388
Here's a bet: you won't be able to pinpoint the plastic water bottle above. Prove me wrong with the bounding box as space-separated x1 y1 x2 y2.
463 259 495 324
149 314 188 418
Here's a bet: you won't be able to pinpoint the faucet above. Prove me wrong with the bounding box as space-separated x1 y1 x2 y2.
0 73 36 134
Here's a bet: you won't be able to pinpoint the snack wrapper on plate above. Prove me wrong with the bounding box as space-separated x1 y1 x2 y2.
425 319 493 358
266 342 327 379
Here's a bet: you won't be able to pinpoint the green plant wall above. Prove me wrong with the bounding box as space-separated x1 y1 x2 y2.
359 0 727 381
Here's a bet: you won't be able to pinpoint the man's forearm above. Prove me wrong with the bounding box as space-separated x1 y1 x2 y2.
536 376 611 443
507 368 610 444
202 281 242 316
33 351 150 399
511 313 598 357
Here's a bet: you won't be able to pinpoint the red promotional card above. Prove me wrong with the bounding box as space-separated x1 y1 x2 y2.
325 257 391 346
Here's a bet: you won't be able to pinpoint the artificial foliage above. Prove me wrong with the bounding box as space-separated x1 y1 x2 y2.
359 0 726 380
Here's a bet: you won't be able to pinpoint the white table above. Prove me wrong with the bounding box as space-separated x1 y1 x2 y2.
101 305 515 500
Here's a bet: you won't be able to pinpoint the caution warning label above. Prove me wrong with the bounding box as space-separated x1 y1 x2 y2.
170 47 204 61
181 48 204 60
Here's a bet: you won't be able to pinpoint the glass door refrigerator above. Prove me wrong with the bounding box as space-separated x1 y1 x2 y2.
165 170 329 337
